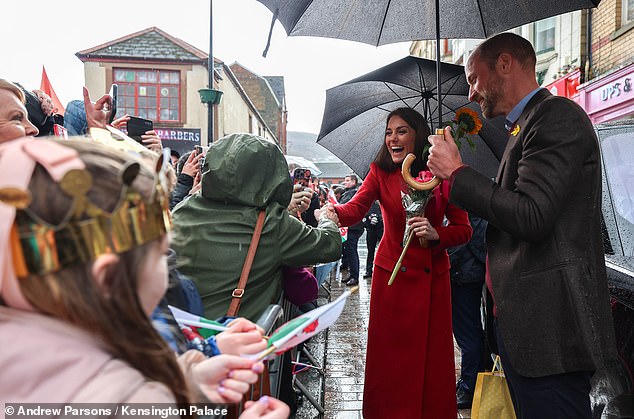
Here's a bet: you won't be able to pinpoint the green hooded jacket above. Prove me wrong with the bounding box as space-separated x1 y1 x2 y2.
171 133 342 320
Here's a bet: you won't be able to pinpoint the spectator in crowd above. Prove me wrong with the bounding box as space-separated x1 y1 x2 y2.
0 138 290 418
13 83 63 137
171 133 341 321
363 200 383 279
448 212 487 409
327 107 471 418
170 149 181 167
0 79 39 143
170 150 203 210
339 174 364 286
428 32 616 418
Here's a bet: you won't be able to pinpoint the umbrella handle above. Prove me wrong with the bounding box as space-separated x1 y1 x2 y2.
401 153 440 191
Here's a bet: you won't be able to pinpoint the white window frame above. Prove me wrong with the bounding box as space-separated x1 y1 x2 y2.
623 0 634 26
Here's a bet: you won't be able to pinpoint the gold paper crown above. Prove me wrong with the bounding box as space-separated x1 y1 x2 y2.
8 140 172 277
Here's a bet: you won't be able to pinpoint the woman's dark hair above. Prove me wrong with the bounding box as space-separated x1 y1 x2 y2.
373 107 431 176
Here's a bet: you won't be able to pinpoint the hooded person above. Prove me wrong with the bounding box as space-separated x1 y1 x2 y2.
171 133 342 321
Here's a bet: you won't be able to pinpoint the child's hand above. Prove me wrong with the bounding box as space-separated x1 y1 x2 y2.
216 318 267 355
192 354 264 403
242 396 290 419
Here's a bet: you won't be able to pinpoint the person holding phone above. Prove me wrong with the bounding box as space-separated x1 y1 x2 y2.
111 114 162 154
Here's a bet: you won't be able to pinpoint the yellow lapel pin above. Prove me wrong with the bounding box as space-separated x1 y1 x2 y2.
511 124 521 136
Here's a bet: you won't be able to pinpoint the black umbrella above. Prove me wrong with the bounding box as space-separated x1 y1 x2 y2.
316 55 506 178
257 0 600 125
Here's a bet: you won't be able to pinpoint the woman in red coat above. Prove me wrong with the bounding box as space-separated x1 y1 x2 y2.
332 108 472 418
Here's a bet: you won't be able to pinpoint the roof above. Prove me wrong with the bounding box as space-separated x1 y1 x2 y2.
76 27 211 63
264 76 286 106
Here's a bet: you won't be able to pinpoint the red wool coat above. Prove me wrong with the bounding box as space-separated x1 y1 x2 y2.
335 163 471 419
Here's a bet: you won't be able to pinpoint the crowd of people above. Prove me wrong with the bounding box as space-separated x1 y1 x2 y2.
0 30 617 419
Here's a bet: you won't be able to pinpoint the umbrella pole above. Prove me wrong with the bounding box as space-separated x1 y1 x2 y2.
435 0 442 129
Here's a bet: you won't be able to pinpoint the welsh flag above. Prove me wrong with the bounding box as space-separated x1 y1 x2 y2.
252 288 355 360
168 305 226 338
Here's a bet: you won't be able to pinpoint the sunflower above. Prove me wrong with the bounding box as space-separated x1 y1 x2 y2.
454 108 483 135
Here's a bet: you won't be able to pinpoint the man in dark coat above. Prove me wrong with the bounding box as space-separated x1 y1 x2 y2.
428 32 616 418
340 174 363 286
363 200 383 278
449 213 487 409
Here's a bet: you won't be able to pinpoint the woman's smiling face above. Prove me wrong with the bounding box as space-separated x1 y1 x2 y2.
385 115 416 165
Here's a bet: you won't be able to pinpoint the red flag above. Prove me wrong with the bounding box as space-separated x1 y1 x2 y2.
39 66 65 114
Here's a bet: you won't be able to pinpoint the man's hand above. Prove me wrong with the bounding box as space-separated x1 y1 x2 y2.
427 126 464 179
82 87 112 130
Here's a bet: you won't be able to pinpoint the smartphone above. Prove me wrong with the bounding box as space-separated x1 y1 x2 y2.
293 167 311 188
194 145 208 174
108 84 118 124
127 116 153 143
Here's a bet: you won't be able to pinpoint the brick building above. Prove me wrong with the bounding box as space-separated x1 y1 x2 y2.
574 0 634 123
229 63 287 152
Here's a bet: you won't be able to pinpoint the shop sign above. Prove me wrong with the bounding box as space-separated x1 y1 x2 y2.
600 78 633 102
155 128 201 142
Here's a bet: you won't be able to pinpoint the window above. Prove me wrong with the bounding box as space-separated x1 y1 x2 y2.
113 69 180 122
534 17 556 54
624 0 634 26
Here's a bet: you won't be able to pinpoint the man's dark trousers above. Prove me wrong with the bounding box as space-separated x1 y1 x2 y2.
495 320 593 419
451 281 485 393
365 227 383 275
343 229 363 281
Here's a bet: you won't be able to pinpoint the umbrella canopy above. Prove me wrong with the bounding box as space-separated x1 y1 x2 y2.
316 56 506 178
285 155 323 176
257 0 600 125
257 0 600 47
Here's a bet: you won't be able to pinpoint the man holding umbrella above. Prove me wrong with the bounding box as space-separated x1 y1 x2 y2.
428 32 616 417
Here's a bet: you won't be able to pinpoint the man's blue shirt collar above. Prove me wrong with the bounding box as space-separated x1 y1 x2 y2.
505 87 542 131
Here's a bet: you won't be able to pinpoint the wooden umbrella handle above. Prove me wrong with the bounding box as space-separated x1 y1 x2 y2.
401 154 440 191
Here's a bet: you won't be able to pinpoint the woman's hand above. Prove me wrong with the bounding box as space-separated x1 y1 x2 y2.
192 354 264 403
189 171 202 195
241 396 290 419
408 216 439 241
216 318 268 355
288 184 312 214
181 151 203 178
140 130 163 153
111 114 131 129
316 203 340 226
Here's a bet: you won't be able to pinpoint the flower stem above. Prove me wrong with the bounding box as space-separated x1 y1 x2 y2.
388 229 415 286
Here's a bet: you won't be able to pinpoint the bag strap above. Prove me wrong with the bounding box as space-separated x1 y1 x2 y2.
227 210 266 317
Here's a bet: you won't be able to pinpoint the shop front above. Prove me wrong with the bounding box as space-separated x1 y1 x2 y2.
156 128 201 155
574 64 634 124
545 69 581 99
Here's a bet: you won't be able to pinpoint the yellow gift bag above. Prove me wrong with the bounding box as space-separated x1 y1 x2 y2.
471 356 517 419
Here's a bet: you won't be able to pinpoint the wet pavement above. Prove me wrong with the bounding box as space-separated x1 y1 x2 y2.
295 233 472 418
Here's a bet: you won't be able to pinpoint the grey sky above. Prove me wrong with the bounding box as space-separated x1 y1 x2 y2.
1 0 410 134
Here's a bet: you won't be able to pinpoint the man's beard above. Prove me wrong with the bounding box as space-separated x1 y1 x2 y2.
481 78 504 119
